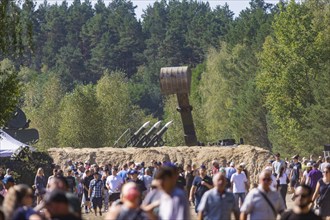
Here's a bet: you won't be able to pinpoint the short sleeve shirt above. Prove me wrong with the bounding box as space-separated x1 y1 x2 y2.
106 175 123 193
272 160 285 175
291 162 302 181
231 173 247 193
193 175 213 198
89 178 103 198
280 210 322 220
198 188 239 220
240 186 285 220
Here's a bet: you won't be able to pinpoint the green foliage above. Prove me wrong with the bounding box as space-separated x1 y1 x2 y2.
22 72 64 149
96 72 147 146
194 39 271 147
0 59 20 126
163 95 185 146
257 0 330 155
58 84 101 147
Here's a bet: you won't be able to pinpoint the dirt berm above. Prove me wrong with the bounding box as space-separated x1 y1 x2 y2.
48 145 273 185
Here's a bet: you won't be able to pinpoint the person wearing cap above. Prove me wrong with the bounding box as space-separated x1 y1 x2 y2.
301 162 313 186
306 163 323 193
127 169 147 197
106 166 123 207
2 175 15 191
198 172 239 220
231 165 248 208
190 165 213 213
225 162 236 188
272 153 285 177
289 155 302 193
89 171 103 216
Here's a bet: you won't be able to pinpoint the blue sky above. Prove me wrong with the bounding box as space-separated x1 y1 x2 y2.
35 0 281 19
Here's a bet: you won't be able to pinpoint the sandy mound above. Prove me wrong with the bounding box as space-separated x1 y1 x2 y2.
48 145 272 185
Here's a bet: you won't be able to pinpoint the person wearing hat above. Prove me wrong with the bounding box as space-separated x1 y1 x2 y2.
127 170 147 197
301 162 313 186
189 165 213 213
225 162 236 188
231 165 248 208
88 172 103 216
289 155 302 193
3 176 15 190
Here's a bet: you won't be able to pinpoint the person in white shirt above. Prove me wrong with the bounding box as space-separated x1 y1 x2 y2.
143 168 153 194
231 165 248 208
277 167 289 208
320 156 330 172
301 162 313 185
106 167 123 206
265 166 277 190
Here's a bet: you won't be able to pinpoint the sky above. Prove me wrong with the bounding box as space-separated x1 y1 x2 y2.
34 0 282 19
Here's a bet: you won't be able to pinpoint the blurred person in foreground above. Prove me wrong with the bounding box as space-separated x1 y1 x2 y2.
240 170 285 220
44 176 81 218
44 190 81 220
198 172 239 220
2 184 36 220
157 164 190 220
281 184 321 220
106 182 154 220
312 164 330 219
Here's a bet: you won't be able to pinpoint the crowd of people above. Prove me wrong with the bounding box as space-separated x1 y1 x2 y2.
0 153 329 220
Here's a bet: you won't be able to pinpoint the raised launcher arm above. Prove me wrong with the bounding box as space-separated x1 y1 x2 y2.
160 66 198 146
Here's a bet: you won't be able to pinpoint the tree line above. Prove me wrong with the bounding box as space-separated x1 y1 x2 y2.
0 0 329 156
